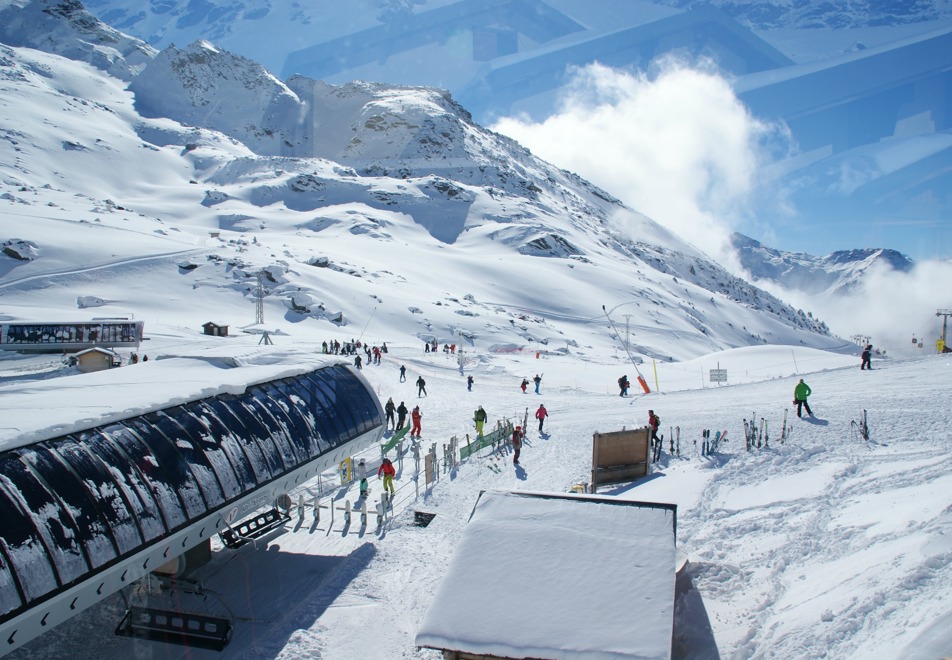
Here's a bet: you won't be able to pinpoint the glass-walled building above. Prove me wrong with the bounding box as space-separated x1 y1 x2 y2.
0 361 383 654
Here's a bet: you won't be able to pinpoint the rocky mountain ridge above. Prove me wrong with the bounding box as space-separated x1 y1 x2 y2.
0 0 866 362
731 233 914 295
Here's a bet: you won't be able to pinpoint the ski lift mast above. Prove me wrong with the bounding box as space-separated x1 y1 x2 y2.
603 305 650 394
937 308 952 351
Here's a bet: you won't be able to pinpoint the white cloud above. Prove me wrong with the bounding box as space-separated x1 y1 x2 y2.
492 58 787 264
759 259 952 357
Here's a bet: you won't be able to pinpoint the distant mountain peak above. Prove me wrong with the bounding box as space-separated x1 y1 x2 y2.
0 0 156 80
731 232 914 296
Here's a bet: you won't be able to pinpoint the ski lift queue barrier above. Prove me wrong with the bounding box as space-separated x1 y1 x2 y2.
283 418 519 535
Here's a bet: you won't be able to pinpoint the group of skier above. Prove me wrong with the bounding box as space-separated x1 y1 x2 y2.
383 397 423 438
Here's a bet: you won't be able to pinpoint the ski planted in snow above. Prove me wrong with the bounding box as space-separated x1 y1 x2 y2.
851 409 870 442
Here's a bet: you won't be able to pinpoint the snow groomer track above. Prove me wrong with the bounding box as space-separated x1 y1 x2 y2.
0 351 384 655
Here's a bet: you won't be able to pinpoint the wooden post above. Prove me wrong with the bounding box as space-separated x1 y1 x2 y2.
344 500 352 526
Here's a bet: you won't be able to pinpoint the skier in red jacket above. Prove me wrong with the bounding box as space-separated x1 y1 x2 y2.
377 457 396 496
535 404 548 432
410 405 423 438
511 425 523 465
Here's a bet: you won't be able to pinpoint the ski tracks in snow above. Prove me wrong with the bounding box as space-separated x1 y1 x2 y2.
677 365 952 658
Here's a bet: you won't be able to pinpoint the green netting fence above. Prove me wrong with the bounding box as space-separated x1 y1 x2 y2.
459 420 513 461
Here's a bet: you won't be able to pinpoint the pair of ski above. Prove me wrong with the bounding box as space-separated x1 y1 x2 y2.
669 426 680 456
743 415 769 450
700 429 727 455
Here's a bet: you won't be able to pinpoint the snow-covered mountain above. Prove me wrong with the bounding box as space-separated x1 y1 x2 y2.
34 0 949 273
731 232 915 296
0 0 155 80
0 0 850 364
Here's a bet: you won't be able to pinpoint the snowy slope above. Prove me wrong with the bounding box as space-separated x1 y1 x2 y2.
2 336 950 660
0 29 846 364
0 6 950 659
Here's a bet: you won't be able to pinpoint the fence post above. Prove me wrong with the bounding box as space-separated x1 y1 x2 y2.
314 494 320 522
412 441 421 500
297 494 305 519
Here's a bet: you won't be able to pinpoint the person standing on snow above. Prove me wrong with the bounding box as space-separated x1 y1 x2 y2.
861 345 872 370
474 405 487 436
416 375 427 397
377 457 396 497
467 375 474 391
794 378 813 417
533 374 542 394
648 409 661 447
410 405 423 438
535 404 548 433
511 425 523 465
396 401 408 430
618 375 630 397
399 365 406 382
520 378 529 394
384 397 396 431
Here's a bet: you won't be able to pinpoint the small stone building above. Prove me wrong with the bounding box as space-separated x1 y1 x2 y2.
202 322 229 337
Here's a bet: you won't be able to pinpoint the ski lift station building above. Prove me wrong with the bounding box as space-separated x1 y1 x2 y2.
0 350 384 655
416 490 678 660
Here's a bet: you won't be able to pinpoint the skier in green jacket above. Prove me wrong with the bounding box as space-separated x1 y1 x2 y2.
794 379 813 418
474 405 487 437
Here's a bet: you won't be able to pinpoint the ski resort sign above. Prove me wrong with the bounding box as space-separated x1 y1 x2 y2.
709 368 728 383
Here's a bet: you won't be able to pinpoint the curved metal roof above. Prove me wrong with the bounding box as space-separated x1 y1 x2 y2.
0 362 383 651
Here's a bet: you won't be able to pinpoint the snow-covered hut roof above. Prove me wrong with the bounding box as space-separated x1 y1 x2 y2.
415 490 677 660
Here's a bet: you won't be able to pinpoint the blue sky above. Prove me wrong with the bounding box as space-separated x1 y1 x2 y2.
74 0 952 260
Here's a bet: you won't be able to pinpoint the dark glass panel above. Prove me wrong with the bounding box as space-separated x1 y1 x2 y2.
126 416 208 521
226 394 284 477
299 373 348 444
330 367 379 434
54 436 144 555
0 487 55 606
272 378 330 455
166 407 242 500
189 402 258 492
17 446 119 569
0 548 23 618
147 410 226 509
248 384 302 468
77 428 167 541
100 422 188 531
309 370 361 441
261 380 317 459
202 397 272 484
0 455 87 586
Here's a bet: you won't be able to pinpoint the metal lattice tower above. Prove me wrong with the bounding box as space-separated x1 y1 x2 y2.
255 272 265 325
937 309 952 343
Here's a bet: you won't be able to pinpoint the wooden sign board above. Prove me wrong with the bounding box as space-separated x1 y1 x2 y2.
591 428 651 492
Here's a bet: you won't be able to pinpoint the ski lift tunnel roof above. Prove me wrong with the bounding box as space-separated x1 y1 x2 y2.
0 349 384 655
416 490 678 660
